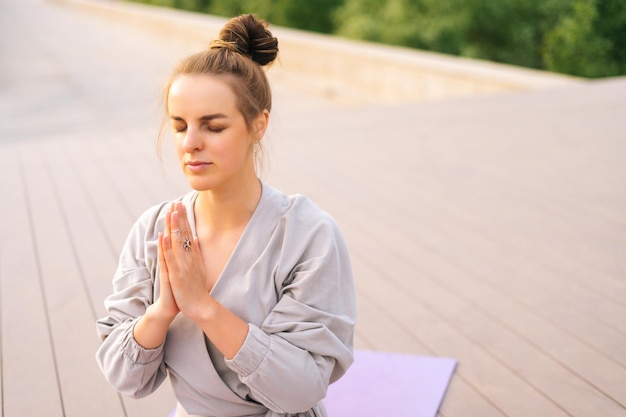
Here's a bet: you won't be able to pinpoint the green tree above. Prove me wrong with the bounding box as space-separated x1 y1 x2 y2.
334 0 429 49
205 0 342 33
596 0 626 72
206 0 266 19
455 0 542 68
544 0 621 77
270 0 342 33
127 0 626 78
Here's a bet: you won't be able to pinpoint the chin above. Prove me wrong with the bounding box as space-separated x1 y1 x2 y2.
186 177 217 192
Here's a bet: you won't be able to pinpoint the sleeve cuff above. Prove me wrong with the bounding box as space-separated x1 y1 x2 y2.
224 324 270 377
121 320 164 365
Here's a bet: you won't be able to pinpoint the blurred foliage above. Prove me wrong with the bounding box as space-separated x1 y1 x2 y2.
128 0 626 78
334 0 625 78
128 0 342 33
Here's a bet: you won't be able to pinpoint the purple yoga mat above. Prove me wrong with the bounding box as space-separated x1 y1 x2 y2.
324 350 457 417
168 350 456 417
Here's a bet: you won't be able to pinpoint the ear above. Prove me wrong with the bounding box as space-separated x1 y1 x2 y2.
252 109 269 141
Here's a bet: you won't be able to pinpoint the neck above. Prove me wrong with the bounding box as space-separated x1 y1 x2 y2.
194 175 262 232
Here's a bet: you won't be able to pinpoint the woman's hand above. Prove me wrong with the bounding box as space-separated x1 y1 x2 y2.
131 205 183 349
161 202 212 321
154 230 180 320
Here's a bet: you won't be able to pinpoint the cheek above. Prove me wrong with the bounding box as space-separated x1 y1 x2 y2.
173 136 189 165
220 129 253 157
174 136 185 157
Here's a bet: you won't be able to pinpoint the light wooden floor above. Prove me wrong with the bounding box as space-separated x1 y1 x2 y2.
1 1 625 417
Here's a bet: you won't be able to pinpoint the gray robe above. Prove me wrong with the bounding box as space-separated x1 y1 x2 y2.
96 183 357 417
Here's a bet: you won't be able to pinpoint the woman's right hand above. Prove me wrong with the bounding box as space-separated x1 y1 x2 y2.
154 230 181 320
131 205 180 349
153 203 181 320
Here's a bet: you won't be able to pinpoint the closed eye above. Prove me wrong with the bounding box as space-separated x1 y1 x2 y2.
202 122 225 133
170 117 187 133
200 114 228 133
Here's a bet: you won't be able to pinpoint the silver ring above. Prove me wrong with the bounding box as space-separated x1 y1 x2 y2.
182 236 192 251
171 229 181 237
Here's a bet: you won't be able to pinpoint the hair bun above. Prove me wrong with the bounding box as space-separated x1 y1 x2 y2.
217 14 278 67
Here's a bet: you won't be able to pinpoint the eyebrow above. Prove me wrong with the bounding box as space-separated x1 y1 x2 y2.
200 114 227 121
170 114 228 122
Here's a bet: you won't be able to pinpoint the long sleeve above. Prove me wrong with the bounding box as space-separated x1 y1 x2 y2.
224 211 357 414
95 203 169 399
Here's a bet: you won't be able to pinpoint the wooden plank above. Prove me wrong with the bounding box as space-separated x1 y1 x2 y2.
383 184 626 362
352 262 506 417
86 136 161 219
352 332 373 351
0 144 64 417
439 375 506 417
60 134 137 256
353 285 432 356
93 128 188 207
20 139 125 417
349 226 576 416
415 166 626 311
352 252 572 417
340 202 626 410
407 115 626 303
39 137 118 317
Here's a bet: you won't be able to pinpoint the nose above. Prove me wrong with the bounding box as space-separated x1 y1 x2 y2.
183 126 203 153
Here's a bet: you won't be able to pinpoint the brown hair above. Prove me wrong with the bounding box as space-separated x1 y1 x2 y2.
166 14 278 129
158 14 278 169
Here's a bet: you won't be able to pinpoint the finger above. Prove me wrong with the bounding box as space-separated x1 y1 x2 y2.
158 233 169 276
170 210 181 242
171 209 192 253
192 236 201 254
176 202 188 225
165 203 174 237
161 232 179 273
163 214 175 252
172 203 191 233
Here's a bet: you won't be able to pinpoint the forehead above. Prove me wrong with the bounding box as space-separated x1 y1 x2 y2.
168 74 238 116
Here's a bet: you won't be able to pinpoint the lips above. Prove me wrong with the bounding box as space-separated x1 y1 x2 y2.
185 160 212 172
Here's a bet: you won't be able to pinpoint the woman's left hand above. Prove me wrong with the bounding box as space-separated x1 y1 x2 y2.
162 202 212 321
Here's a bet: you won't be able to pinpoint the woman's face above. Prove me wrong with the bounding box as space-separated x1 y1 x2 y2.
167 74 266 192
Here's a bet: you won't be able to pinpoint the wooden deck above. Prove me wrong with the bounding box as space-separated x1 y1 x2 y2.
1 1 625 416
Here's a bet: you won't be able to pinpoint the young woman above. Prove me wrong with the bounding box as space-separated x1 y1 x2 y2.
96 14 356 417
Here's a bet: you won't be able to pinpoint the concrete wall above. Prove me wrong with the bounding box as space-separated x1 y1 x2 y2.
55 0 584 104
